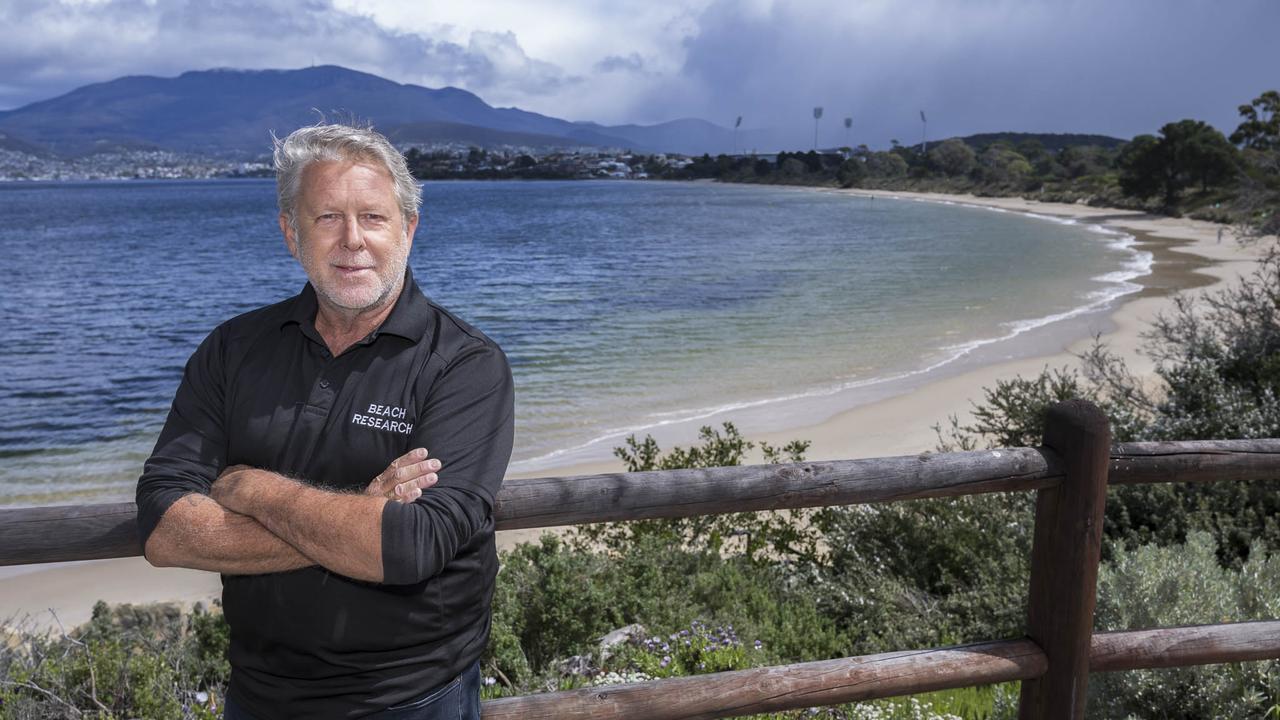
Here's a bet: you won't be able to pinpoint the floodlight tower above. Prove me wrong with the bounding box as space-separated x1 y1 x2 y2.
844 117 852 150
920 110 928 154
813 106 824 150
734 116 742 155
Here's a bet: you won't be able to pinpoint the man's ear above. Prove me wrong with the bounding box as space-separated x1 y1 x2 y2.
279 214 298 259
405 213 419 250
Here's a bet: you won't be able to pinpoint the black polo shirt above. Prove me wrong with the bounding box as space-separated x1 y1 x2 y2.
136 269 514 718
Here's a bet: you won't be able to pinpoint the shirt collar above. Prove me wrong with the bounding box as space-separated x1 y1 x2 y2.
281 268 431 344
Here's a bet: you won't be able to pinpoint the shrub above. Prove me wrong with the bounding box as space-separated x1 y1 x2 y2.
576 422 817 565
812 492 1033 653
1089 531 1280 718
0 601 226 718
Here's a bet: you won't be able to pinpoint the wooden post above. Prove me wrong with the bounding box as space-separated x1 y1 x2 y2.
1019 400 1111 719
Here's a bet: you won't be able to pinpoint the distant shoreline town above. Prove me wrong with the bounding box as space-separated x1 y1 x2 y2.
0 142 680 182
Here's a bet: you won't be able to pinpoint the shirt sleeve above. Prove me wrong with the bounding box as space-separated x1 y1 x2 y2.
135 327 228 550
380 339 515 585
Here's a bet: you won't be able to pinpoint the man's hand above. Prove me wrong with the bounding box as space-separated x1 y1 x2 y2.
365 448 442 502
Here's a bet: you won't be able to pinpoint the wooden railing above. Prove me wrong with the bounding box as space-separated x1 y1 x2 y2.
2 400 1279 719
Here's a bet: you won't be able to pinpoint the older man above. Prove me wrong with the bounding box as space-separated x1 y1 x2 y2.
136 124 514 719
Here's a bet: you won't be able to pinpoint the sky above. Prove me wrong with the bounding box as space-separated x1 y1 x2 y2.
1 0 1276 150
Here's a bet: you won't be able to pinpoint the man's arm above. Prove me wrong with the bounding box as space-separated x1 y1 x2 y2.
146 449 440 577
144 493 312 574
212 469 388 581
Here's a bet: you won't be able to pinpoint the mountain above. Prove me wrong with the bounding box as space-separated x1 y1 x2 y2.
570 118 737 156
0 65 733 157
0 131 52 157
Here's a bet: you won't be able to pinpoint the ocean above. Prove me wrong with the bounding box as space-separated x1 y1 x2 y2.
0 179 1149 505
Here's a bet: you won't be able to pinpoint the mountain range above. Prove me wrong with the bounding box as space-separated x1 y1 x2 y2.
0 65 734 157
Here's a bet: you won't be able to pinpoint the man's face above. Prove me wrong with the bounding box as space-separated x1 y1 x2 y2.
281 159 418 314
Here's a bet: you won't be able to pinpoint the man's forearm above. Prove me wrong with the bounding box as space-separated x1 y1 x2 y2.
214 469 388 582
144 492 313 574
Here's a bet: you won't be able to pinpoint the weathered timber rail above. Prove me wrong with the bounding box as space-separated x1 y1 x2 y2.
5 439 1280 565
1 401 1279 718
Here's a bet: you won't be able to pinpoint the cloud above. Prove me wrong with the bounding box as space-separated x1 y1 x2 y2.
2 0 1276 145
594 53 647 74
641 0 1280 150
0 0 577 111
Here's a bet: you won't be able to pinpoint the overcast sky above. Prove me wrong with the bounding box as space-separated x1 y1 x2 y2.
2 0 1276 149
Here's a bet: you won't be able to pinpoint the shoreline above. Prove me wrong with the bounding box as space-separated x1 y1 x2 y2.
1 190 1268 632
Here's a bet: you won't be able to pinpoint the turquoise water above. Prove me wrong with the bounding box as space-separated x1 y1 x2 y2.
0 180 1146 504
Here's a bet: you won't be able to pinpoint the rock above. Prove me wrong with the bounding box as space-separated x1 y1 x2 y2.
557 654 594 676
597 623 646 662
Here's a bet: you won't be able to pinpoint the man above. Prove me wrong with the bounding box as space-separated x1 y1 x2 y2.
136 123 514 719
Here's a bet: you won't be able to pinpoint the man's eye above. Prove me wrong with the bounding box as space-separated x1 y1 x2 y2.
317 213 341 223
362 214 387 223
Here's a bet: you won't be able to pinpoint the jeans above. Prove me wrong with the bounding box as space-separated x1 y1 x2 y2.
222 661 482 720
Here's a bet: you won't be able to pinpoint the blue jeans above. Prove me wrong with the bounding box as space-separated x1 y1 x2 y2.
223 662 482 719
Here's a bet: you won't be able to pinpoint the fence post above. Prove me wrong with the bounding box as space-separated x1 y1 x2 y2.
1018 400 1111 719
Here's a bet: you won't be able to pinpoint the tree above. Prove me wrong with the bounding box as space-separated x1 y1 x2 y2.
976 145 1032 185
1230 90 1280 151
1170 119 1240 191
928 139 976 177
864 151 908 178
836 157 865 188
1116 134 1166 201
1118 120 1239 206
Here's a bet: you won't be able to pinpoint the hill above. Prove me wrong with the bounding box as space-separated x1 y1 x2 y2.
0 65 733 157
953 132 1128 152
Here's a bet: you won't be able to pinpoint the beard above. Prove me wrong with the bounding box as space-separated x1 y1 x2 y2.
296 229 410 313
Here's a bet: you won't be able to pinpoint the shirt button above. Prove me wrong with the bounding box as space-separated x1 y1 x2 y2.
319 379 330 389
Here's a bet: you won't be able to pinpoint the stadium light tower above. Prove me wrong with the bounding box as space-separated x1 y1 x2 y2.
813 107 824 150
844 117 852 150
920 110 928 154
734 115 742 155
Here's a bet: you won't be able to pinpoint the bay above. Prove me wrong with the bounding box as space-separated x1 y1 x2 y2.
0 179 1145 504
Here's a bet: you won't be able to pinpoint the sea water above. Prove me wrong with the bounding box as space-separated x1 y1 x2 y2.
0 179 1148 504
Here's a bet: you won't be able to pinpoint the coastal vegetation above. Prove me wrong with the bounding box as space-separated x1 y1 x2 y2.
660 91 1280 239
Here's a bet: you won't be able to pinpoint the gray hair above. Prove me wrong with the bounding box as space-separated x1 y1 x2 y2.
273 123 421 232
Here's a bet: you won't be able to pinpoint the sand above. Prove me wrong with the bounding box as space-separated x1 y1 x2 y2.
2 190 1268 633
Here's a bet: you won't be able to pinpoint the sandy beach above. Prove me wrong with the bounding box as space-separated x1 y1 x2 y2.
2 189 1268 633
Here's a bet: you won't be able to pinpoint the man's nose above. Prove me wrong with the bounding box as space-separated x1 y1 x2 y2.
340 216 365 250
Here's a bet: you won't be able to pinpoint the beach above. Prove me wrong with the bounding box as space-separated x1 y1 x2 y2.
1 190 1268 632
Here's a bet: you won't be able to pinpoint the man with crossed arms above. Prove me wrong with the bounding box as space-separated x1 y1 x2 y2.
137 123 514 719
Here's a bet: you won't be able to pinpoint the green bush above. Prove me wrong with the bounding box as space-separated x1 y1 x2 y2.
577 422 817 565
0 601 225 719
607 621 761 679
485 529 849 691
1089 531 1280 718
812 492 1033 653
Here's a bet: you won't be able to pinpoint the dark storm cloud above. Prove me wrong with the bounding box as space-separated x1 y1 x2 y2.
0 0 576 111
662 0 1279 150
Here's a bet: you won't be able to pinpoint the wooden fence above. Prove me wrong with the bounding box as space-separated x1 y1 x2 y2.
2 400 1279 718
